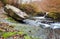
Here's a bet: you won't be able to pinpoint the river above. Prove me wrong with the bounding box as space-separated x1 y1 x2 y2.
0 8 60 39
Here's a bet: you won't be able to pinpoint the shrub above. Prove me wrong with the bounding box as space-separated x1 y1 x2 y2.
2 32 17 38
19 4 39 16
0 0 13 5
47 12 60 20
0 0 7 5
35 12 46 16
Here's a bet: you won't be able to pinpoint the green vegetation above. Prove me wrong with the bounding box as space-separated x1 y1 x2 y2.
1 31 41 39
24 36 31 39
18 31 24 35
6 17 17 23
2 31 24 38
2 32 17 38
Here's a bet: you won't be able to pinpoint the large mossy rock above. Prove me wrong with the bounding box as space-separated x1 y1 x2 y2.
47 12 60 20
4 4 29 21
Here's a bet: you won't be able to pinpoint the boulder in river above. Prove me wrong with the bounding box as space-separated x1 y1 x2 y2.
4 4 29 21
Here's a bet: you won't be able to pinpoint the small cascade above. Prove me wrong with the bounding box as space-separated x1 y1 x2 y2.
23 12 53 26
44 12 49 17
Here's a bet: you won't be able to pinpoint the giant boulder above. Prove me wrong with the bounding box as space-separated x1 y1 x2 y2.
4 4 29 21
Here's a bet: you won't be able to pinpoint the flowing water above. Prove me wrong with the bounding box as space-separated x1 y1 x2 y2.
23 12 60 39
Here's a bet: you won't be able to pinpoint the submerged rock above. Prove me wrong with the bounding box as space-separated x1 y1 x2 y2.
4 4 29 21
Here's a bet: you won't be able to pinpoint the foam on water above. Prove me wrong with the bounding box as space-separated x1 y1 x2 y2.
23 16 60 29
